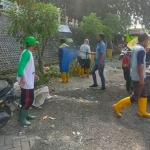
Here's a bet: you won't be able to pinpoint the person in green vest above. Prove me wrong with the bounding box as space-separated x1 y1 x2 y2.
17 36 39 126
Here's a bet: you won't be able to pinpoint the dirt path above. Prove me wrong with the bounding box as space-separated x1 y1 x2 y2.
1 55 150 150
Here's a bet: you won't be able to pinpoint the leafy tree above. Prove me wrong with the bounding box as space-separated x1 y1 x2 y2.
102 13 123 49
80 13 103 38
7 0 59 73
103 13 123 38
43 0 112 21
43 0 150 31
120 15 133 32
108 0 150 30
0 0 1 15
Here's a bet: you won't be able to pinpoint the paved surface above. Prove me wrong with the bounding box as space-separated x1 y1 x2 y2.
0 135 41 150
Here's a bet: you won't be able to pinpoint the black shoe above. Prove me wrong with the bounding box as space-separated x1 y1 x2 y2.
89 84 98 87
100 87 106 90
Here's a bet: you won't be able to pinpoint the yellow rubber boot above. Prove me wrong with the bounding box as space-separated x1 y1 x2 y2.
113 97 132 117
66 73 69 82
138 97 150 117
78 67 81 76
86 69 90 77
80 68 84 78
59 73 66 83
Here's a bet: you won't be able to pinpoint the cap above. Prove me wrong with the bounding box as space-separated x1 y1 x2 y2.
25 36 39 46
138 33 148 43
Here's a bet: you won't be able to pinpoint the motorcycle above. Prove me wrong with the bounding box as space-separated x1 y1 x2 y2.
0 78 20 129
119 46 132 92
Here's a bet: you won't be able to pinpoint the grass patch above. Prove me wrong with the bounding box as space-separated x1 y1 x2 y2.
106 57 113 61
35 74 49 87
35 65 60 87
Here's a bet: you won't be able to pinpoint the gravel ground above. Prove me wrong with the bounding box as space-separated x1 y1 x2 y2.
1 55 150 150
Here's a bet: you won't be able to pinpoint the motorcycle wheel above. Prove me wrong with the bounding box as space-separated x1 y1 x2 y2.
0 105 11 129
119 56 123 60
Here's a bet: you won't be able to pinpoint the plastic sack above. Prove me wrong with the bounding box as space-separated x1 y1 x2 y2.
32 86 51 107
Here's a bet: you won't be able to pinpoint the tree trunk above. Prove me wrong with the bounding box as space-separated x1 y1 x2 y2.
37 47 44 74
38 55 44 74
36 38 49 74
105 40 108 49
110 40 113 50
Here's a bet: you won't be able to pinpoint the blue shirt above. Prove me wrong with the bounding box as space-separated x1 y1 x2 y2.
95 41 106 65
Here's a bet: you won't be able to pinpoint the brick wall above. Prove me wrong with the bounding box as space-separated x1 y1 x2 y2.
0 14 59 73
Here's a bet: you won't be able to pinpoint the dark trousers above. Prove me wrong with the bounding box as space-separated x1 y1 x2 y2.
21 88 34 110
130 81 147 103
91 64 105 88
80 59 90 69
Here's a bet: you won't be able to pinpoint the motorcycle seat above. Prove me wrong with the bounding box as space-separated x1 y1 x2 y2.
0 80 9 93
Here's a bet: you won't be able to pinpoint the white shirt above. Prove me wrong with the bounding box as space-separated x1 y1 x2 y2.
79 44 91 59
